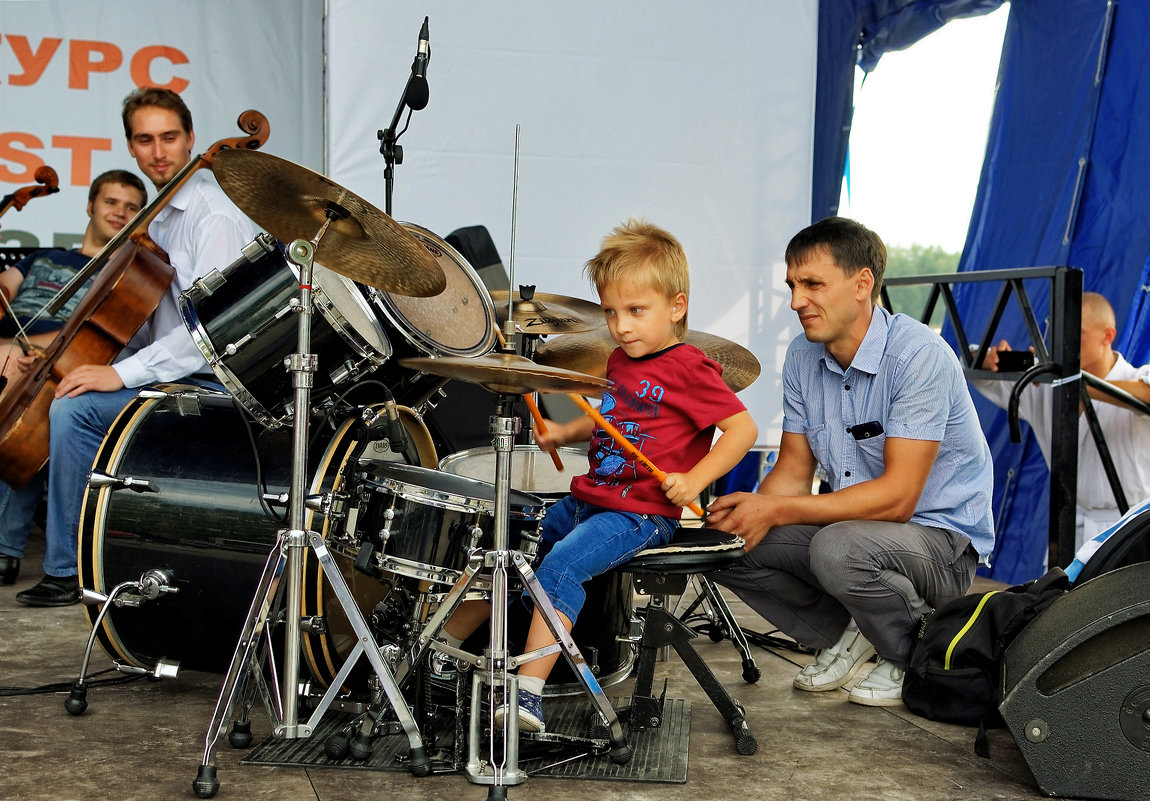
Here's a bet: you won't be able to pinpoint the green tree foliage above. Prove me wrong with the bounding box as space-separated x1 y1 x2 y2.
882 244 960 327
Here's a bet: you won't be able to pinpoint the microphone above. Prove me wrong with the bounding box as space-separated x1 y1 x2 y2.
405 17 431 111
381 397 414 461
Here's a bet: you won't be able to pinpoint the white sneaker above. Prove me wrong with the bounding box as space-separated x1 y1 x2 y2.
847 658 905 706
793 629 876 692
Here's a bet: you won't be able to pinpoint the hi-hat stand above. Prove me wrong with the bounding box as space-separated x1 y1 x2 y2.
192 221 427 798
414 381 633 795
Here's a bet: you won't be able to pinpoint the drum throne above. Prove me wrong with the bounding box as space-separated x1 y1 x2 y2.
614 527 759 755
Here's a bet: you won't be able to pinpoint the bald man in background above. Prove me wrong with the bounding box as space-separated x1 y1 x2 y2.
974 292 1150 550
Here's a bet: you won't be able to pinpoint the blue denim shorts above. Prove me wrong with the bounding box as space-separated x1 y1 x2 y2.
530 495 677 621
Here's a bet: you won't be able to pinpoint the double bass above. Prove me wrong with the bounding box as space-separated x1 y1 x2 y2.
0 111 270 488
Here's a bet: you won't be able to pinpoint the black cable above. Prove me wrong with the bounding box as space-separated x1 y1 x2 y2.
0 668 144 697
682 614 810 655
232 395 287 525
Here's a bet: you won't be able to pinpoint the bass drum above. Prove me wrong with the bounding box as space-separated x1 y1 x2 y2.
439 444 635 695
77 385 437 689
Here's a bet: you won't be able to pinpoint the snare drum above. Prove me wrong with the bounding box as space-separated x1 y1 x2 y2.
77 385 435 690
439 445 588 503
343 461 546 586
369 223 497 407
180 233 392 428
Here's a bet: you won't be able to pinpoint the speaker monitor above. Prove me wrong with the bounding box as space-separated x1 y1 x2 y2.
1000 560 1150 800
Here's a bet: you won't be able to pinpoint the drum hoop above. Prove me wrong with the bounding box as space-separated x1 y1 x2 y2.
360 473 546 520
301 261 393 362
439 444 587 494
369 222 498 358
179 301 280 427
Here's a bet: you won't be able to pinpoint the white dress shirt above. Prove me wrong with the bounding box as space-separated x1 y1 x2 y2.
973 354 1150 548
114 169 258 387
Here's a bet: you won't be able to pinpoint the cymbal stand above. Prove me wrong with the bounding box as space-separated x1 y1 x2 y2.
414 387 633 797
192 217 427 798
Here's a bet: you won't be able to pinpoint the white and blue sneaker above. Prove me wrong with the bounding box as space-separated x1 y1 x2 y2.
493 688 546 733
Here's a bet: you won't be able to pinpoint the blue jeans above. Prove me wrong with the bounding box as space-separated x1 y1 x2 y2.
532 495 677 621
38 388 137 577
0 466 47 559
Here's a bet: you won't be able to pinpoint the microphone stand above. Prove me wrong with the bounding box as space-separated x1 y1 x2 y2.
377 18 429 217
377 81 413 218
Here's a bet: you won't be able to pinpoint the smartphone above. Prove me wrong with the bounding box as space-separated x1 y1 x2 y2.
849 421 884 440
997 350 1036 372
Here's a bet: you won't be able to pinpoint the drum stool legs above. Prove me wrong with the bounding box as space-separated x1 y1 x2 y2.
617 528 758 755
676 574 762 683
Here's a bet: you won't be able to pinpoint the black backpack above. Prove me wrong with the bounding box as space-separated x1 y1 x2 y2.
901 567 1070 752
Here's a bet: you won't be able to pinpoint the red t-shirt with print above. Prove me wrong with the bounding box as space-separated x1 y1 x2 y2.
571 343 746 519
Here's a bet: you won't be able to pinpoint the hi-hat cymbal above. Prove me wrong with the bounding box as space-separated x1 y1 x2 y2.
490 290 605 335
534 328 761 392
399 353 610 396
212 148 446 297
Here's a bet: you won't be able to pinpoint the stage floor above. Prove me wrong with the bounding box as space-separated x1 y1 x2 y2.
0 535 1060 801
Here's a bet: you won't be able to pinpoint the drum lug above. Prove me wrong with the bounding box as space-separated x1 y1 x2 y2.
329 359 357 386
190 268 228 298
244 232 278 261
224 333 253 356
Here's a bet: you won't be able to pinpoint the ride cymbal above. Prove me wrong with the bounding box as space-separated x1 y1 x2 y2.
490 290 605 335
534 328 761 392
399 353 610 396
212 148 445 297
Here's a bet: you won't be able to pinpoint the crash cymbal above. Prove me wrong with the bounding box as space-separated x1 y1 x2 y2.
534 328 761 392
490 290 605 335
212 148 445 297
399 353 610 396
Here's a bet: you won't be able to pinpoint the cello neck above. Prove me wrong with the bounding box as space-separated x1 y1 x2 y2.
45 109 270 316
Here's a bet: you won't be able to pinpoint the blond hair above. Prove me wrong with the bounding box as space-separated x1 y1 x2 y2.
584 218 690 337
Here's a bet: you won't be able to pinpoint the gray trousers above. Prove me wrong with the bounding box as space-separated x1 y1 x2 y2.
712 520 977 666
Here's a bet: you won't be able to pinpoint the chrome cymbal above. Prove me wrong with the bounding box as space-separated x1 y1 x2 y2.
534 328 761 392
399 353 610 396
490 290 605 335
212 148 446 297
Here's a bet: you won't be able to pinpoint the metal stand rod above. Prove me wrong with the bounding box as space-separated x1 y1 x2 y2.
192 230 426 799
411 397 632 790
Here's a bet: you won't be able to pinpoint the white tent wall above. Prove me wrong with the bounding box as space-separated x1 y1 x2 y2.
326 1 818 445
0 1 324 245
0 1 817 447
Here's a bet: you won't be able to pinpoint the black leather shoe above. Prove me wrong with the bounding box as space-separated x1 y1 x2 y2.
0 554 19 585
15 574 80 607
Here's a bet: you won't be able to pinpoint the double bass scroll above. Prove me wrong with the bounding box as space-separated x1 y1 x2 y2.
0 166 61 225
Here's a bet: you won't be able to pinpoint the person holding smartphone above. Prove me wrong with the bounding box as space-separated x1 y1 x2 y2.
706 217 995 707
974 292 1150 551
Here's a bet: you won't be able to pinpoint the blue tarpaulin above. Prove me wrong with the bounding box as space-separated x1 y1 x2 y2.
814 0 1150 584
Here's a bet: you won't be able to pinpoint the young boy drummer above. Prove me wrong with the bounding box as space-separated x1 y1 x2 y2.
439 217 758 731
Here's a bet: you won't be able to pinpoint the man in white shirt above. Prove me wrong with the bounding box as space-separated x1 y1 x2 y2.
974 292 1150 551
5 87 256 606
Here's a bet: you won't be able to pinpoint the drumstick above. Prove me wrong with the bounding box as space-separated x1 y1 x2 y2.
567 393 706 518
522 393 564 471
